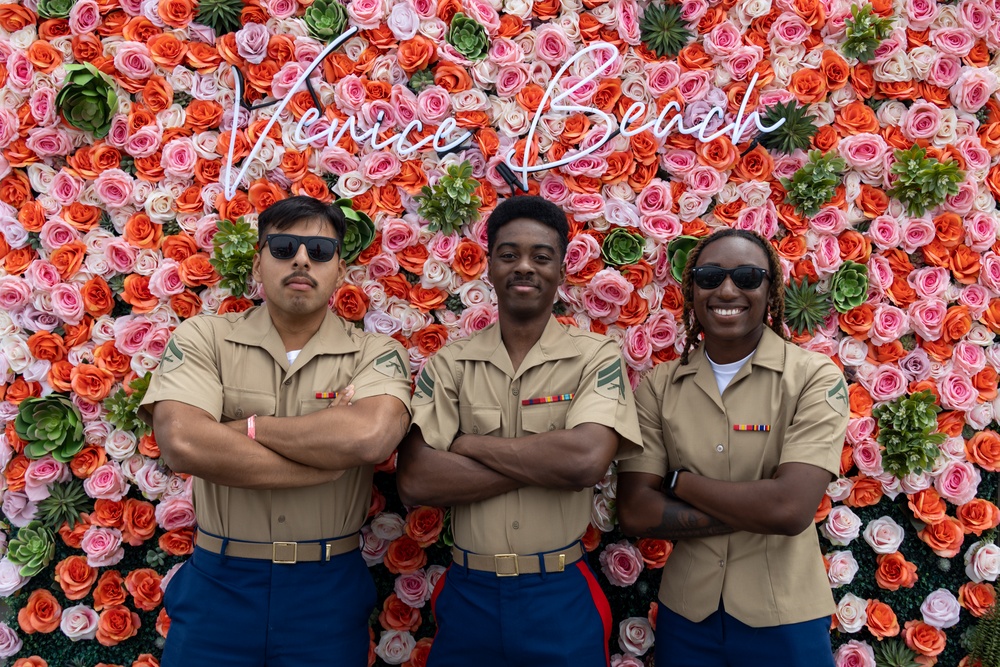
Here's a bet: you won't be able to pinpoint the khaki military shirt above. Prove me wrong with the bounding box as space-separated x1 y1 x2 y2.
411 317 642 555
140 306 412 543
619 328 849 627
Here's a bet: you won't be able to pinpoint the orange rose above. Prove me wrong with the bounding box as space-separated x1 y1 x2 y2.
70 363 115 402
788 68 828 104
123 498 158 546
814 494 832 523
156 608 171 638
62 201 103 231
59 516 90 549
170 286 203 316
983 298 1000 334
384 535 428 574
81 276 115 318
409 285 448 312
26 40 61 73
848 383 873 417
131 654 160 667
833 101 879 135
93 571 128 611
71 445 107 479
138 434 159 459
123 213 163 250
177 253 220 287
147 32 186 69
903 620 946 657
159 528 195 556
97 605 141 646
411 324 448 357
635 538 673 569
404 506 445 547
957 498 1000 535
958 582 996 618
49 239 86 279
874 552 917 591
0 5 36 32
908 488 948 524
592 79 622 113
972 367 998 402
433 61 473 93
846 475 882 507
333 284 369 321
865 599 899 639
950 244 981 284
94 341 131 379
161 233 198 262
695 135 738 171
617 291 650 327
451 239 487 281
17 589 62 634
379 593 422 632
942 305 972 343
92 498 125 528
965 430 1000 472
404 637 433 667
3 246 38 276
27 331 66 362
820 50 849 90
918 516 965 557
125 568 164 611
54 555 98 600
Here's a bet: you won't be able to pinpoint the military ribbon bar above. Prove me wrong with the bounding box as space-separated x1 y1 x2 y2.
315 392 340 399
522 393 574 406
733 424 770 431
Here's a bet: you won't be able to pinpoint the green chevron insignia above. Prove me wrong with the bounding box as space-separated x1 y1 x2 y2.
159 339 185 373
413 368 435 403
374 350 406 378
595 360 625 400
826 378 849 415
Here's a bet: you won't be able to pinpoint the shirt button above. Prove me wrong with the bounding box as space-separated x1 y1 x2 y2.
549 424 556 431
235 408 244 418
512 521 520 529
278 515 286 523
511 388 519 396
716 444 724 453
719 560 725 567
472 426 479 434
284 379 292 386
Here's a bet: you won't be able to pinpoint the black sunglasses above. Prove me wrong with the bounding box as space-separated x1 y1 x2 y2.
264 234 340 263
692 265 770 290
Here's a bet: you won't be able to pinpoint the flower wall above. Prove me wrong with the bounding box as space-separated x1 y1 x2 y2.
0 0 999 664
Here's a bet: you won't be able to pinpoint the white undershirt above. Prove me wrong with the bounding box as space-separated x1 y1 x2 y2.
287 350 301 365
706 350 755 395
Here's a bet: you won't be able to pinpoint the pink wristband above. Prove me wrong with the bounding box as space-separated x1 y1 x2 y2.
247 414 256 440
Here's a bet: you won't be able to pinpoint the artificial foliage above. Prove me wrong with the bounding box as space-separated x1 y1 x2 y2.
784 277 832 335
446 13 490 61
35 481 92 531
304 0 349 43
758 101 818 155
14 395 86 463
6 522 56 578
830 260 869 313
194 0 244 35
35 0 72 19
210 217 257 299
54 64 118 139
335 198 377 265
888 146 966 217
842 3 895 63
873 391 946 478
103 374 153 439
782 150 847 217
666 236 699 283
969 589 1000 666
416 161 481 235
602 229 646 266
639 3 693 58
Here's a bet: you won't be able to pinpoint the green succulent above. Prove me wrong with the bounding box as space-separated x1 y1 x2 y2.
784 277 832 335
829 260 869 313
888 145 964 217
104 373 153 438
667 236 699 283
15 394 86 463
408 68 437 93
36 0 73 19
305 0 349 43
146 548 167 568
873 390 944 478
36 480 92 531
601 229 645 266
781 150 845 217
759 101 818 154
55 63 118 139
873 639 921 667
639 3 693 58
447 13 490 61
195 0 244 35
417 161 481 235
843 3 894 63
7 521 56 577
335 198 377 264
211 217 257 298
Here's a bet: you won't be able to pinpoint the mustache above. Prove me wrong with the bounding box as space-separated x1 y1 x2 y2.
283 272 317 287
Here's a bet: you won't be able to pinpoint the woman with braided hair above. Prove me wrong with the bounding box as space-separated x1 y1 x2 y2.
617 229 849 667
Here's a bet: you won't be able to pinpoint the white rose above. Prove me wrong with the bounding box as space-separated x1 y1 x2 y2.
618 617 654 656
374 630 416 665
0 558 27 597
370 512 406 541
104 429 138 461
920 589 961 629
826 550 859 588
863 516 905 554
503 0 533 19
835 593 868 633
60 605 99 641
965 541 1000 583
822 505 863 546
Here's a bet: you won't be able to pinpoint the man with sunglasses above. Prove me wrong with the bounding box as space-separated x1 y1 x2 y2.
140 196 412 666
617 229 849 667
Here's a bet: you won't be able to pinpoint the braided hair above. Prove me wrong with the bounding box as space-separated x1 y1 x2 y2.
679 229 786 365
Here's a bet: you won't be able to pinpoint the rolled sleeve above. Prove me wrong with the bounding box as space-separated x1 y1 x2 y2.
777 359 850 476
349 337 414 414
139 318 224 422
409 350 460 451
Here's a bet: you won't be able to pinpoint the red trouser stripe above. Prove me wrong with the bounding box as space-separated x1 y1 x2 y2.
577 560 612 664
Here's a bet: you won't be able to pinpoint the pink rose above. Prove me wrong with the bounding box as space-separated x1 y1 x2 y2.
644 310 677 351
60 605 99 641
686 165 726 197
611 654 644 667
0 276 30 311
834 640 876 667
964 213 998 253
0 621 22 659
645 61 680 96
40 220 80 253
161 137 197 180
567 193 607 219
920 589 961 629
907 298 946 341
618 617 653 655
80 526 125 567
623 325 653 372
564 235 601 275
908 267 950 299
23 456 71 502
51 283 85 325
950 66 998 114
24 261 61 291
862 516 905 554
133 460 170 500
235 22 269 64
374 630 416 664
723 45 763 81
155 495 196 530
835 593 868 633
931 27 975 57
869 304 908 346
614 0 642 45
676 70 712 103
394 570 429 608
826 550 859 588
0 107 17 150
845 417 876 445
587 269 633 306
25 127 74 158
113 41 154 79
361 526 390 566
959 285 990 319
822 506 862 546
360 151 401 187
937 373 978 412
415 86 451 124
599 540 644 586
769 13 811 46
979 252 1000 292
905 0 938 28
852 439 884 477
956 139 992 176
952 341 987 376
838 133 888 171
347 0 386 28
94 169 135 209
964 541 1000 583
812 234 845 277
927 54 962 88
457 303 497 336
538 176 571 207
704 20 741 56
83 462 130 501
636 179 673 215
534 25 574 66
934 459 980 505
49 169 82 205
901 101 941 141
69 0 100 33
639 212 682 243
810 207 849 235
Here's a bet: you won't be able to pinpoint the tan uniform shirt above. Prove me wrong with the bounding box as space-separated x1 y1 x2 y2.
140 306 412 543
411 317 642 555
619 328 849 627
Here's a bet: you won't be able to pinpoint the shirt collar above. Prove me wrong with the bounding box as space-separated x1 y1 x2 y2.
224 305 359 372
455 316 581 379
674 326 787 381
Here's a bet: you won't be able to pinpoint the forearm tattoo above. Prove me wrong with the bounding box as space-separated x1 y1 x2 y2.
652 501 734 540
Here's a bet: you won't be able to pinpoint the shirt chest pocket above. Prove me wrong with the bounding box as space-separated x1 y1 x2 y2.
459 405 502 436
298 398 332 416
221 386 276 420
520 402 571 434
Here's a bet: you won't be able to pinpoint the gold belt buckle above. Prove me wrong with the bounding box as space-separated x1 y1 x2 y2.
494 553 519 577
272 541 298 564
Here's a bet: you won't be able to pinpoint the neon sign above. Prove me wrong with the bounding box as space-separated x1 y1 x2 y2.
222 28 784 199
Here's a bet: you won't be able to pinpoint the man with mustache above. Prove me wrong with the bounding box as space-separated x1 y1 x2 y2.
140 196 411 666
398 195 642 667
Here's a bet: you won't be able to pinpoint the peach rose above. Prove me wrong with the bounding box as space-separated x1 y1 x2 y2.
865 599 899 639
96 605 141 646
902 620 946 657
54 555 98 601
384 535 427 574
404 506 445 548
17 589 61 634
